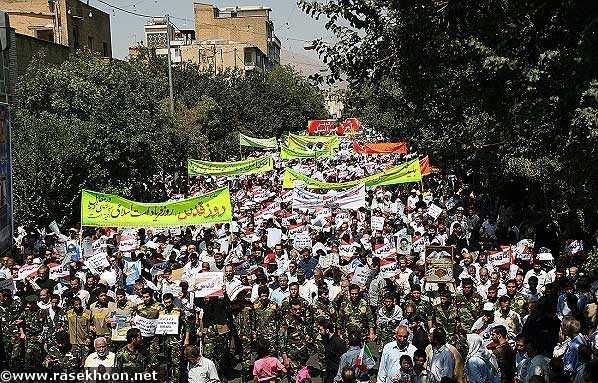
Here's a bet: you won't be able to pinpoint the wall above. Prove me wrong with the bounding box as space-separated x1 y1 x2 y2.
15 32 69 75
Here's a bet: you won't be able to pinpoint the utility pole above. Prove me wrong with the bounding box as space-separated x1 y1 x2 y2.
213 44 217 75
165 14 174 114
234 47 237 69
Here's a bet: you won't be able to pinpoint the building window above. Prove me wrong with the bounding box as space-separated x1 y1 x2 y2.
244 50 253 65
88 36 93 50
103 42 109 57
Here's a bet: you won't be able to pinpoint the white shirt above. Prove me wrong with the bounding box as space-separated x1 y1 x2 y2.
430 345 455 383
188 357 220 383
377 341 418 383
84 351 116 368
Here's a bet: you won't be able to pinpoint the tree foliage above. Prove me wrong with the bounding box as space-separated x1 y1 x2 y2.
300 0 598 240
13 52 326 226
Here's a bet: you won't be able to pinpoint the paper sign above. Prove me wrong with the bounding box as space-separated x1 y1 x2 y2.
82 238 93 257
427 204 443 221
87 252 110 271
488 247 511 267
18 264 40 280
424 246 454 283
119 235 137 252
380 262 399 278
155 314 179 335
371 216 385 231
0 278 15 291
318 252 339 269
194 272 224 298
351 266 376 287
49 264 70 280
134 315 157 337
339 243 355 261
267 228 282 249
150 261 169 276
112 313 130 341
293 234 312 250
171 268 185 281
227 279 252 300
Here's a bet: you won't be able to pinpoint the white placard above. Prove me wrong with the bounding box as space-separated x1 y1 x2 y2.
18 264 40 280
380 262 399 278
87 252 110 271
119 235 137 252
266 228 282 249
49 264 70 280
155 314 179 335
427 204 443 221
371 216 385 231
194 272 224 298
351 266 376 287
133 315 157 337
293 234 312 250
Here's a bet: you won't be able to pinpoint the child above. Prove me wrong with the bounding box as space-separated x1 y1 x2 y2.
295 352 312 383
393 355 415 383
253 339 287 383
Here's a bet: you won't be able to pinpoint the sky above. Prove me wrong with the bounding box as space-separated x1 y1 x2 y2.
89 0 334 63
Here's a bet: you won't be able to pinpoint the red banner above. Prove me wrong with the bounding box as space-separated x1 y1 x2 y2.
420 156 431 175
307 118 360 135
353 140 408 154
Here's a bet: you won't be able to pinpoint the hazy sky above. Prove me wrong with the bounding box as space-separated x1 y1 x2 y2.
89 0 333 61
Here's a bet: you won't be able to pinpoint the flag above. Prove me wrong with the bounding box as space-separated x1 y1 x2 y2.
355 343 373 372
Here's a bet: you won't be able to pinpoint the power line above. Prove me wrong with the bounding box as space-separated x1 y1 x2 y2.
93 0 153 18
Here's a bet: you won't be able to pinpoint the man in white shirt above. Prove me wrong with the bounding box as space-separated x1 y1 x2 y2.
185 344 220 383
377 325 418 383
429 328 455 383
270 274 290 305
523 262 548 293
84 337 115 373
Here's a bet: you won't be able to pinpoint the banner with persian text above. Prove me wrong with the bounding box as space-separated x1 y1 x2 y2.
239 133 278 149
292 184 365 210
280 145 334 160
288 133 340 151
353 141 408 154
81 187 232 227
188 155 273 176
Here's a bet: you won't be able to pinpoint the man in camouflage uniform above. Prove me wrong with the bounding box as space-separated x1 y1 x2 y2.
253 285 279 354
431 290 467 356
228 289 254 383
454 278 483 331
337 284 375 341
43 331 81 373
198 296 230 382
280 298 312 379
18 295 49 370
402 284 433 320
131 287 163 369
159 292 189 382
115 328 145 375
46 293 68 350
377 292 403 347
280 282 311 319
0 289 23 369
505 279 527 316
311 283 336 375
66 296 92 364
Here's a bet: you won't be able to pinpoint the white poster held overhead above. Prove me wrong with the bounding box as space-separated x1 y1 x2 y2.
155 314 179 335
371 216 385 231
351 266 376 287
292 184 366 210
119 234 137 252
194 272 224 298
49 264 70 280
266 228 282 248
427 204 443 221
18 264 40 280
133 315 157 337
293 234 312 250
86 252 110 270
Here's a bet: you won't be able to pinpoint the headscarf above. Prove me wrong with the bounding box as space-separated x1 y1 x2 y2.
466 333 500 373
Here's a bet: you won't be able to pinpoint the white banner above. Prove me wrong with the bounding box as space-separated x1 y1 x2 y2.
293 234 312 250
49 264 70 280
351 266 376 287
18 264 40 280
194 272 224 298
155 314 179 335
226 279 252 301
380 261 399 278
427 204 443 221
488 247 511 266
134 315 157 337
119 235 137 252
371 216 385 231
373 243 397 259
292 184 366 210
86 252 110 271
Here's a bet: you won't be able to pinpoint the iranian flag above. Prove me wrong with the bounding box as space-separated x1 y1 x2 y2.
355 343 373 372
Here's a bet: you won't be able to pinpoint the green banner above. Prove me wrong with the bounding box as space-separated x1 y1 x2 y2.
239 133 278 149
288 133 339 151
280 145 334 160
188 155 273 176
81 187 232 227
282 159 422 189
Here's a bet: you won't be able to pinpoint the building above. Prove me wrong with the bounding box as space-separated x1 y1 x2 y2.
0 0 112 57
133 2 280 74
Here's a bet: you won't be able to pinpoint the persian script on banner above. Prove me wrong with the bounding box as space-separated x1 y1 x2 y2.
292 184 365 211
187 155 273 176
81 187 232 227
287 133 340 151
194 272 224 298
280 145 334 160
239 133 278 149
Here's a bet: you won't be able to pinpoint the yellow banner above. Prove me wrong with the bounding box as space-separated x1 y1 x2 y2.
287 133 339 151
81 188 232 227
188 155 273 176
283 159 421 189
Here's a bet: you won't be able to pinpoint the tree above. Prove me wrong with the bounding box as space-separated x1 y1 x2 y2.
300 0 598 242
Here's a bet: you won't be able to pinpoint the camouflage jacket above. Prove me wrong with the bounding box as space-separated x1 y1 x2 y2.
253 300 278 341
280 314 311 356
311 298 336 327
338 298 374 335
115 345 145 373
454 292 483 330
43 345 81 372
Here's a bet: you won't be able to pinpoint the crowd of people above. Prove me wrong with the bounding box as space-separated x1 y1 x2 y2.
1 134 597 383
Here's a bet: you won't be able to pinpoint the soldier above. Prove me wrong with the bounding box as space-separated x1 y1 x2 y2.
90 288 117 350
66 296 93 363
337 284 375 341
18 295 49 370
377 292 403 348
46 293 68 350
280 282 311 318
115 328 145 374
430 290 467 356
110 288 135 353
228 289 254 383
311 283 337 376
402 284 433 321
505 279 527 316
131 287 163 369
160 292 189 382
0 289 23 369
253 285 279 354
43 331 81 373
198 295 230 383
280 298 312 379
454 278 483 331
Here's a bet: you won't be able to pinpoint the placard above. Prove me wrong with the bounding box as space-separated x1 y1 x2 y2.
133 315 157 337
293 234 312 250
351 266 376 287
427 204 443 221
111 313 130 341
371 216 385 231
194 272 224 298
86 252 110 270
119 235 137 252
318 252 339 269
0 278 15 291
155 314 179 335
380 262 399 279
18 264 40 280
227 279 252 300
424 246 454 283
49 264 70 280
488 247 511 267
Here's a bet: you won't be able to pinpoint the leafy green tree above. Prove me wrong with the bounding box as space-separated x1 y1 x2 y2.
300 0 598 240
